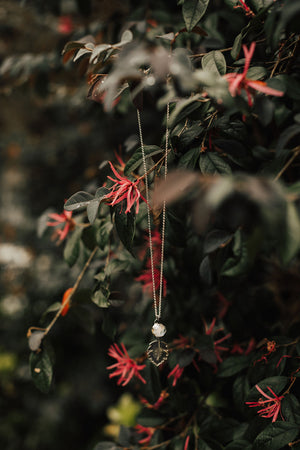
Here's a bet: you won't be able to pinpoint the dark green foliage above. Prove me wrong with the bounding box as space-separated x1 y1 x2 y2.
1 0 300 449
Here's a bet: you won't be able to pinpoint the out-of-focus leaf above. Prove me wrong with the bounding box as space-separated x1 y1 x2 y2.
137 408 165 427
169 95 202 128
92 288 110 308
64 228 82 267
90 44 111 64
221 229 249 277
279 201 300 265
231 33 243 60
203 229 233 254
30 348 53 393
94 442 122 450
199 255 212 285
202 51 226 76
218 355 250 377
182 0 210 32
28 331 45 352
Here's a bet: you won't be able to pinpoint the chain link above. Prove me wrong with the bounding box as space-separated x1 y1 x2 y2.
137 105 169 321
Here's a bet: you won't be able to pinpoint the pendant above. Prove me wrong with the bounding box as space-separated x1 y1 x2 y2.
147 339 168 366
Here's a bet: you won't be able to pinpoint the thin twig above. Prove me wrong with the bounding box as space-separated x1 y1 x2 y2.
43 245 98 336
274 146 300 181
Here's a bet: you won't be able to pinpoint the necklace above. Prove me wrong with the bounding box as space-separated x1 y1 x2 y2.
137 104 169 366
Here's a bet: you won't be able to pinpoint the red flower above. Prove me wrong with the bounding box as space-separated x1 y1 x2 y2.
135 266 167 298
107 343 146 386
205 317 231 363
184 435 190 450
168 363 184 387
58 15 74 34
61 287 73 316
225 42 284 107
135 424 155 445
234 0 255 17
47 209 75 242
136 229 167 298
104 162 146 214
246 384 284 422
140 389 169 410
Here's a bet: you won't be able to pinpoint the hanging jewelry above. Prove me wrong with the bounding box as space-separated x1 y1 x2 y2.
137 103 169 366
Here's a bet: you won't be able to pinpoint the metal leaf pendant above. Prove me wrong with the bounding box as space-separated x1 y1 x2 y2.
147 339 168 366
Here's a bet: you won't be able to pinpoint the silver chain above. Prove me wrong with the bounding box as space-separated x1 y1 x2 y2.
137 104 169 321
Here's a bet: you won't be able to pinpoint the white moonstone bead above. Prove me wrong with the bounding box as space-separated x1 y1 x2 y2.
152 322 166 338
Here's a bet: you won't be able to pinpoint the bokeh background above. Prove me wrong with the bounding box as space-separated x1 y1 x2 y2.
0 1 157 448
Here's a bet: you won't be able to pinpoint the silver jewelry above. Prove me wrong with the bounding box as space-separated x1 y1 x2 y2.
137 103 169 366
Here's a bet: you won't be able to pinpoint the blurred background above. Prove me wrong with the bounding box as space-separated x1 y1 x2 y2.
0 0 151 448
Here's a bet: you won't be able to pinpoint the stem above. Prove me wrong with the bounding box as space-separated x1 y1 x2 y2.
283 377 296 395
137 148 172 184
43 246 98 336
274 146 300 181
289 438 300 447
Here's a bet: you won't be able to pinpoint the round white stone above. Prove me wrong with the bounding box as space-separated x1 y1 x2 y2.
152 322 166 338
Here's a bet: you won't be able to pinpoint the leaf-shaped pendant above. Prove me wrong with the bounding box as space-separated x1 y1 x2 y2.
147 339 168 366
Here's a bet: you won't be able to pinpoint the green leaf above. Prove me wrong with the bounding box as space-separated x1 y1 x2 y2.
247 376 289 401
225 441 252 450
137 408 165 427
30 348 53 393
195 335 217 365
218 355 250 377
233 375 250 411
92 288 110 308
279 201 300 265
169 95 202 128
203 229 233 254
114 206 135 254
231 33 243 60
202 51 226 76
182 0 210 32
141 362 162 405
64 191 94 211
282 394 300 424
62 41 86 55
199 153 232 175
247 66 267 80
221 229 249 277
253 422 299 450
124 145 162 176
178 147 200 169
199 255 212 285
63 228 82 267
96 220 114 249
87 199 101 224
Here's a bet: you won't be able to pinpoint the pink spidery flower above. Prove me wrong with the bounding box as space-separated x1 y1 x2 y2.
225 42 284 107
246 384 284 422
168 363 184 387
104 161 146 214
184 435 190 450
107 343 146 386
234 0 255 17
47 209 75 242
205 317 231 363
135 424 155 445
140 389 169 410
